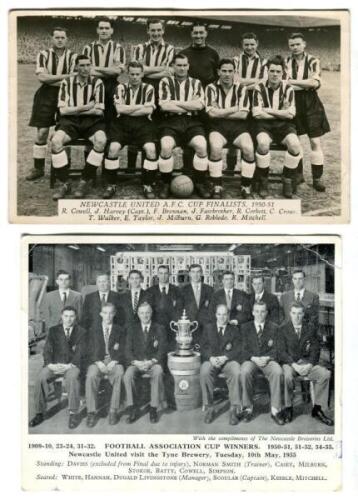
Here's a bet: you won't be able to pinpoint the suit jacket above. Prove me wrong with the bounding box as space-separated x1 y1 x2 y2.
240 320 280 362
280 289 319 331
248 290 280 324
43 289 83 329
180 283 213 326
209 288 251 325
145 284 183 328
118 289 147 327
86 322 126 366
81 290 123 330
43 323 85 367
277 321 321 366
125 320 167 368
200 322 242 363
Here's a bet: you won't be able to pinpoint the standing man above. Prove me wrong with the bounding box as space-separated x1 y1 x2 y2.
50 54 107 200
81 273 123 330
280 268 320 332
248 274 280 324
252 55 301 199
42 269 83 330
27 27 77 181
234 32 268 89
240 302 285 425
124 302 167 424
83 17 125 123
29 306 85 429
118 270 147 327
180 264 213 348
85 303 126 427
209 270 251 326
286 32 330 191
103 61 158 199
278 302 333 425
158 53 209 198
205 58 255 199
200 304 242 425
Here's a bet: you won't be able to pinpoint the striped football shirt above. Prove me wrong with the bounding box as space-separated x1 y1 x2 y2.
286 52 321 90
58 75 105 110
35 48 77 76
132 40 174 68
114 82 155 109
83 40 126 69
252 81 296 116
234 52 268 80
205 81 250 113
159 76 204 107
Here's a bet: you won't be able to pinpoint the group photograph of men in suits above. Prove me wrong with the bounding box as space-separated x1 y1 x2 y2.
27 242 335 434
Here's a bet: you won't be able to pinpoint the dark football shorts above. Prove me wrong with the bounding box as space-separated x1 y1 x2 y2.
108 116 157 146
29 85 59 128
159 115 206 145
253 119 297 144
208 118 251 144
56 115 106 140
103 77 118 124
294 90 330 138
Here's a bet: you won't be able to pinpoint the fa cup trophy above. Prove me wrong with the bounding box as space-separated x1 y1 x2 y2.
170 309 198 356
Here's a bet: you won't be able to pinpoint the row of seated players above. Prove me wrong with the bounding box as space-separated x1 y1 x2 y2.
30 267 333 429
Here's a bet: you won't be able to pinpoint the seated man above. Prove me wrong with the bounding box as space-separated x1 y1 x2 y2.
252 55 301 199
158 53 209 199
200 304 242 425
205 58 255 199
29 306 85 429
240 301 285 425
104 61 158 200
50 54 107 200
85 302 126 427
124 302 167 424
278 302 333 426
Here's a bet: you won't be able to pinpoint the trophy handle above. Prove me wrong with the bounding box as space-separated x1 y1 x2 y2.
169 321 178 333
190 320 198 334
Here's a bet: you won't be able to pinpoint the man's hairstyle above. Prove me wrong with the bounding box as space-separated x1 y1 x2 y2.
288 32 305 41
129 269 143 279
189 263 203 273
252 273 264 282
62 305 77 315
173 52 188 64
128 60 144 71
216 303 229 313
241 32 258 42
52 27 68 36
101 302 116 312
147 18 164 29
253 300 268 310
76 54 91 65
96 271 110 279
191 21 207 31
158 264 170 273
218 58 235 70
96 16 114 28
138 301 152 312
267 55 286 70
222 270 235 278
56 269 70 279
289 301 305 311
292 268 306 278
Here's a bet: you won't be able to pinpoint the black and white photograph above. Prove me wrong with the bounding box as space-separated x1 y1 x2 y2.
25 236 338 436
9 9 349 223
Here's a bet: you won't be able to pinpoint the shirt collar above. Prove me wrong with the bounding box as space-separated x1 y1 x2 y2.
102 322 112 332
159 283 169 292
294 288 305 298
147 39 166 48
99 290 109 298
142 322 151 331
217 323 227 332
94 40 112 47
266 80 283 91
255 322 265 331
255 290 264 299
243 51 260 60
131 288 141 296
75 75 91 86
63 325 73 333
59 289 69 297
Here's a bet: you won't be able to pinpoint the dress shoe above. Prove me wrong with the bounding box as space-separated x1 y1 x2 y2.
212 185 223 199
242 409 253 423
102 185 116 199
282 178 293 199
149 406 159 423
52 182 71 201
313 179 326 192
108 410 119 426
229 407 239 426
196 183 211 199
311 407 334 426
240 186 253 199
68 413 80 429
283 407 293 424
74 179 89 199
126 406 139 424
271 412 285 426
204 406 214 424
86 412 97 428
26 168 44 181
29 413 44 427
158 183 170 199
143 185 156 199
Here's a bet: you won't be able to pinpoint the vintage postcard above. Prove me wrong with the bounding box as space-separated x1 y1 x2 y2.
9 9 349 224
22 234 341 491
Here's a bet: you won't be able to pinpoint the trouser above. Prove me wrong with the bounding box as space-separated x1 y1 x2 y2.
85 363 124 413
124 364 164 408
282 364 331 410
200 360 241 407
33 366 80 414
241 360 283 411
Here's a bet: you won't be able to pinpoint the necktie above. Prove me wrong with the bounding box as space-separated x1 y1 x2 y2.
62 292 67 305
65 328 70 339
257 325 263 343
101 293 106 306
295 328 301 339
194 285 200 307
133 291 139 312
219 327 224 336
104 327 110 355
296 292 301 302
226 290 232 309
161 287 166 296
143 326 148 345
